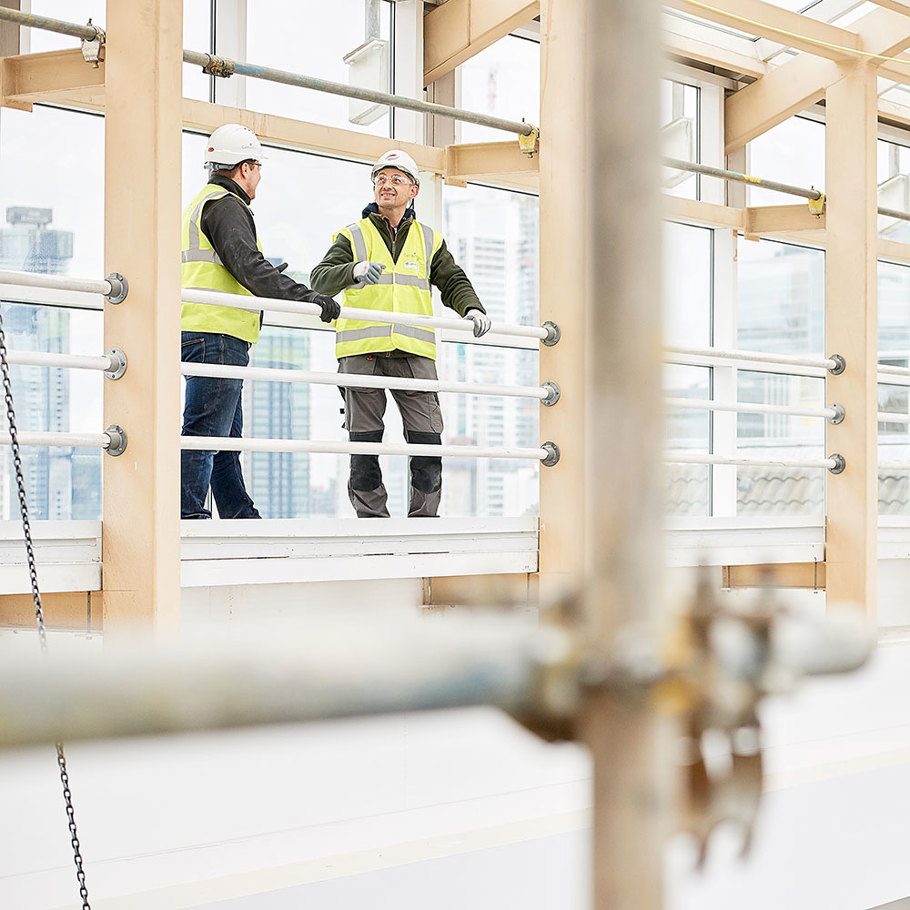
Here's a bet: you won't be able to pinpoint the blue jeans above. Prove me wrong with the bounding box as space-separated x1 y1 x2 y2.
181 331 261 519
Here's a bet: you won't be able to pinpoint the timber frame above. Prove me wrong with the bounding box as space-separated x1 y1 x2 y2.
0 0 907 619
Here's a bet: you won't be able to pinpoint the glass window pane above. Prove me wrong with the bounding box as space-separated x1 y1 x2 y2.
0 107 104 277
457 35 539 144
26 1 100 52
244 0 391 137
735 371 825 517
661 81 699 201
664 365 710 517
184 0 213 103
747 116 824 207
0 304 103 520
737 239 825 355
441 183 540 518
877 138 910 242
663 222 711 348
878 260 910 513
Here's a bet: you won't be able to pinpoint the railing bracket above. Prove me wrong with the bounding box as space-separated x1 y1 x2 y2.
103 349 128 381
541 381 560 407
541 441 560 467
104 425 128 457
104 273 129 304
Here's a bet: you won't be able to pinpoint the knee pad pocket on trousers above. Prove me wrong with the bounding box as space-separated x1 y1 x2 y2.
407 431 442 493
351 455 382 492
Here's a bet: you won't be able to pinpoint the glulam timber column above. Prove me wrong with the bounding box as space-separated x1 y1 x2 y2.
102 0 183 634
824 62 878 619
538 0 587 600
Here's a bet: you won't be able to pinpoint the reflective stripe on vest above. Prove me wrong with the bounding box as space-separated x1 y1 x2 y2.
335 216 443 360
180 184 262 344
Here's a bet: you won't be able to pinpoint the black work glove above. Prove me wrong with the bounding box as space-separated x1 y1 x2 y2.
308 292 341 323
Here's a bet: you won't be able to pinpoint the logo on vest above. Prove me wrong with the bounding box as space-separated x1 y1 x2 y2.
403 260 419 271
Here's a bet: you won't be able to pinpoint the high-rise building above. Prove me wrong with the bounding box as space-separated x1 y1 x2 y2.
246 321 312 518
0 207 84 520
441 189 540 517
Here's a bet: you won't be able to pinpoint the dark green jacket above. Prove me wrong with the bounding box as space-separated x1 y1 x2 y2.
310 203 485 320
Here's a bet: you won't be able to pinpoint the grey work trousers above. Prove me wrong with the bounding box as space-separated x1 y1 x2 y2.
339 353 444 518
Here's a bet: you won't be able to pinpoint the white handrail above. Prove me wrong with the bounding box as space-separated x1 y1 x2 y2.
665 344 839 372
181 435 551 461
5 349 121 373
665 397 838 421
0 431 111 449
181 362 554 402
180 287 552 342
0 268 126 301
666 452 840 470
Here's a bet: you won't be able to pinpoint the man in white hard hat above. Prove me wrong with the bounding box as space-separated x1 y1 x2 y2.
181 123 341 519
310 149 491 518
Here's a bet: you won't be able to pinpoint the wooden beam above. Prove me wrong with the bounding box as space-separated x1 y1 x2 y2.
855 6 910 57
745 203 826 234
723 562 826 589
724 7 910 152
423 0 540 86
102 0 183 635
825 62 879 618
444 140 539 189
0 48 105 112
663 196 746 230
725 54 835 153
0 591 102 630
664 0 859 60
879 237 910 264
182 98 447 174
878 95 910 126
663 23 768 78
423 573 538 607
868 0 910 15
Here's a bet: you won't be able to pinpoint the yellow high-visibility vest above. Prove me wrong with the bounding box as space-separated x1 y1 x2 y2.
335 216 442 360
180 184 262 344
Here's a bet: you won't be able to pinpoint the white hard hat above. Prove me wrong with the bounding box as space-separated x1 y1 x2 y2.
204 124 265 170
371 150 420 186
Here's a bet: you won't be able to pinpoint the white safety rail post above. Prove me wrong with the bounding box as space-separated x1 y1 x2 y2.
584 0 666 907
103 0 183 635
826 61 879 617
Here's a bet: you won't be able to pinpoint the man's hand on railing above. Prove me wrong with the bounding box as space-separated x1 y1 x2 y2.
465 308 492 337
307 293 341 323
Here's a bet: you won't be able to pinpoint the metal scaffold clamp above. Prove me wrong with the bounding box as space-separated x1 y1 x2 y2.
578 569 874 867
807 188 825 217
80 18 105 66
202 54 236 79
518 122 539 157
104 425 128 457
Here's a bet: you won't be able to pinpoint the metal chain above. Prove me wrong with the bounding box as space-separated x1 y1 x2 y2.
0 306 91 910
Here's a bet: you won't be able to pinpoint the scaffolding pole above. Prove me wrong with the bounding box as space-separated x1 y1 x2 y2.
0 8 537 138
586 1 665 908
0 7 102 41
182 49 537 138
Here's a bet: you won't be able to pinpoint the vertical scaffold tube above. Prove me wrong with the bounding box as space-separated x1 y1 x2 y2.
583 1 667 908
